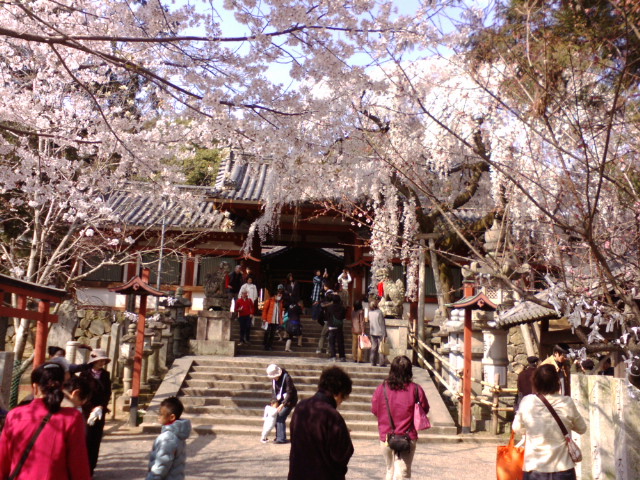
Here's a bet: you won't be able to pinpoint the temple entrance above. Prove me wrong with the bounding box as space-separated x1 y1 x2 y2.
260 246 345 304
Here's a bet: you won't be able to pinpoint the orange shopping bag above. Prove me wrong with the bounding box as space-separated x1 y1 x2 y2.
496 431 524 480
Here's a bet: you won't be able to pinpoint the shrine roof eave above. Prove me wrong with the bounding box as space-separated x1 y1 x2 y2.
447 293 498 311
0 273 70 302
495 302 560 329
109 276 167 297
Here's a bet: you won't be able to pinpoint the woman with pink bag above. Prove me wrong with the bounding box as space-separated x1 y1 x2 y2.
371 356 430 480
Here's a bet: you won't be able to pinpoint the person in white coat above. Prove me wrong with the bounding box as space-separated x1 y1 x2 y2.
512 364 587 480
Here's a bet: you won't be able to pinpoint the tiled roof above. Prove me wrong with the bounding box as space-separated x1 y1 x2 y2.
106 153 486 230
107 184 228 231
496 291 560 328
213 152 270 202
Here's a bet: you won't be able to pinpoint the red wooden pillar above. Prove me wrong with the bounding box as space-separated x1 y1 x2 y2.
34 300 50 368
461 281 474 434
130 270 150 426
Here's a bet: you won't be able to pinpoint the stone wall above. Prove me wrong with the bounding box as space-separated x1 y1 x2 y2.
573 375 640 479
3 304 125 351
506 326 528 387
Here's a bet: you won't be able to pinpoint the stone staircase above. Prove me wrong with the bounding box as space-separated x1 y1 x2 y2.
142 314 459 441
232 313 340 357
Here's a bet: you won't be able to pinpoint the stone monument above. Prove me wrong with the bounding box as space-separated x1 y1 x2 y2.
203 261 231 311
374 267 405 319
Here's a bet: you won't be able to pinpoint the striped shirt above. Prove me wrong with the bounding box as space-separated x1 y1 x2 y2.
311 275 322 302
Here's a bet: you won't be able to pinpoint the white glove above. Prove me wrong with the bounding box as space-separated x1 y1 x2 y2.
87 406 103 426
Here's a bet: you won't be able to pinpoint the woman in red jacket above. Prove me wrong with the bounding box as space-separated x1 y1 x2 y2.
235 288 256 345
0 362 91 480
371 355 429 480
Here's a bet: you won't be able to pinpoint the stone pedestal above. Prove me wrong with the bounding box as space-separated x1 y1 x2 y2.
383 318 412 361
0 351 14 408
481 327 508 395
190 310 236 356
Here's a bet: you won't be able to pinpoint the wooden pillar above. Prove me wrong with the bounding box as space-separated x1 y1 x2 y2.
353 242 365 300
462 280 474 434
130 269 150 426
34 300 50 368
249 234 262 288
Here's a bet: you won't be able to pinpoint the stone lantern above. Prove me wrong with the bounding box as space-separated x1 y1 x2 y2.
109 268 166 426
160 287 192 359
119 323 137 394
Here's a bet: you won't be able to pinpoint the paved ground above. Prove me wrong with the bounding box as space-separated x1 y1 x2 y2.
95 423 497 480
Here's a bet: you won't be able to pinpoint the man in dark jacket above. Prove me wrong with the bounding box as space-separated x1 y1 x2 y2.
515 355 538 411
326 294 347 362
288 366 353 480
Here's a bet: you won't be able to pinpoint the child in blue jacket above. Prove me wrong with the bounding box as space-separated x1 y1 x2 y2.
146 397 192 480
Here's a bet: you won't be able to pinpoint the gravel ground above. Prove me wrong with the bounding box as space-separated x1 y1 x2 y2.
95 423 497 480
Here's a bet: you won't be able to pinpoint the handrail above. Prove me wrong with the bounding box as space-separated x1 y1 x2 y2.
412 342 462 398
408 326 517 434
411 331 455 371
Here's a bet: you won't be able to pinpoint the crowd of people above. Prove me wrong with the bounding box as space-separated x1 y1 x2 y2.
0 345 192 480
0 346 113 479
230 265 390 366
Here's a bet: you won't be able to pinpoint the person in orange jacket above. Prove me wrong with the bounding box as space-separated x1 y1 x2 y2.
262 285 285 351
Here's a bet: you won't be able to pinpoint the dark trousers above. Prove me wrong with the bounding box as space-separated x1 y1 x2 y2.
238 315 251 343
276 405 293 442
311 303 322 320
524 469 576 480
86 415 105 474
370 335 386 366
328 327 345 359
263 323 277 349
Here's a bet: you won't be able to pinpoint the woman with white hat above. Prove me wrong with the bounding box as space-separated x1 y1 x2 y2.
266 364 298 444
79 348 112 475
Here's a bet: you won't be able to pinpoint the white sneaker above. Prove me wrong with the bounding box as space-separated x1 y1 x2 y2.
261 438 268 443
315 349 321 354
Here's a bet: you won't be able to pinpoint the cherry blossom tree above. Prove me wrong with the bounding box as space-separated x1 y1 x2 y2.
240 0 640 383
0 0 432 366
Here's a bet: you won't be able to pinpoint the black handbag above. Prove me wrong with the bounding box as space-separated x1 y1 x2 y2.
383 383 411 453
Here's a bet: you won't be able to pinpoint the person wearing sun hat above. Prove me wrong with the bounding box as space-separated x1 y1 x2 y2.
79 348 112 475
266 364 298 444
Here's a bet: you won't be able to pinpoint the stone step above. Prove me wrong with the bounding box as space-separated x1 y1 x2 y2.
183 398 385 413
142 356 459 440
181 382 380 394
188 368 388 383
179 387 377 403
189 360 388 374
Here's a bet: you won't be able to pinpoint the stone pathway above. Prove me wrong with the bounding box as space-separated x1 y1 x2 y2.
95 424 497 480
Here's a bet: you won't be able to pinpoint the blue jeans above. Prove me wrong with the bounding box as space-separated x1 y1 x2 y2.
524 469 576 480
276 405 292 442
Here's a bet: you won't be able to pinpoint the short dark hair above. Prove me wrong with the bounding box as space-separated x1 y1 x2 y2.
581 359 595 371
387 355 413 390
533 364 560 395
318 367 352 398
63 375 92 402
553 344 570 356
48 346 65 357
160 396 184 419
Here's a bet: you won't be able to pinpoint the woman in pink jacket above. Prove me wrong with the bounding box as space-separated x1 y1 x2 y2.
371 355 429 480
0 362 91 480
